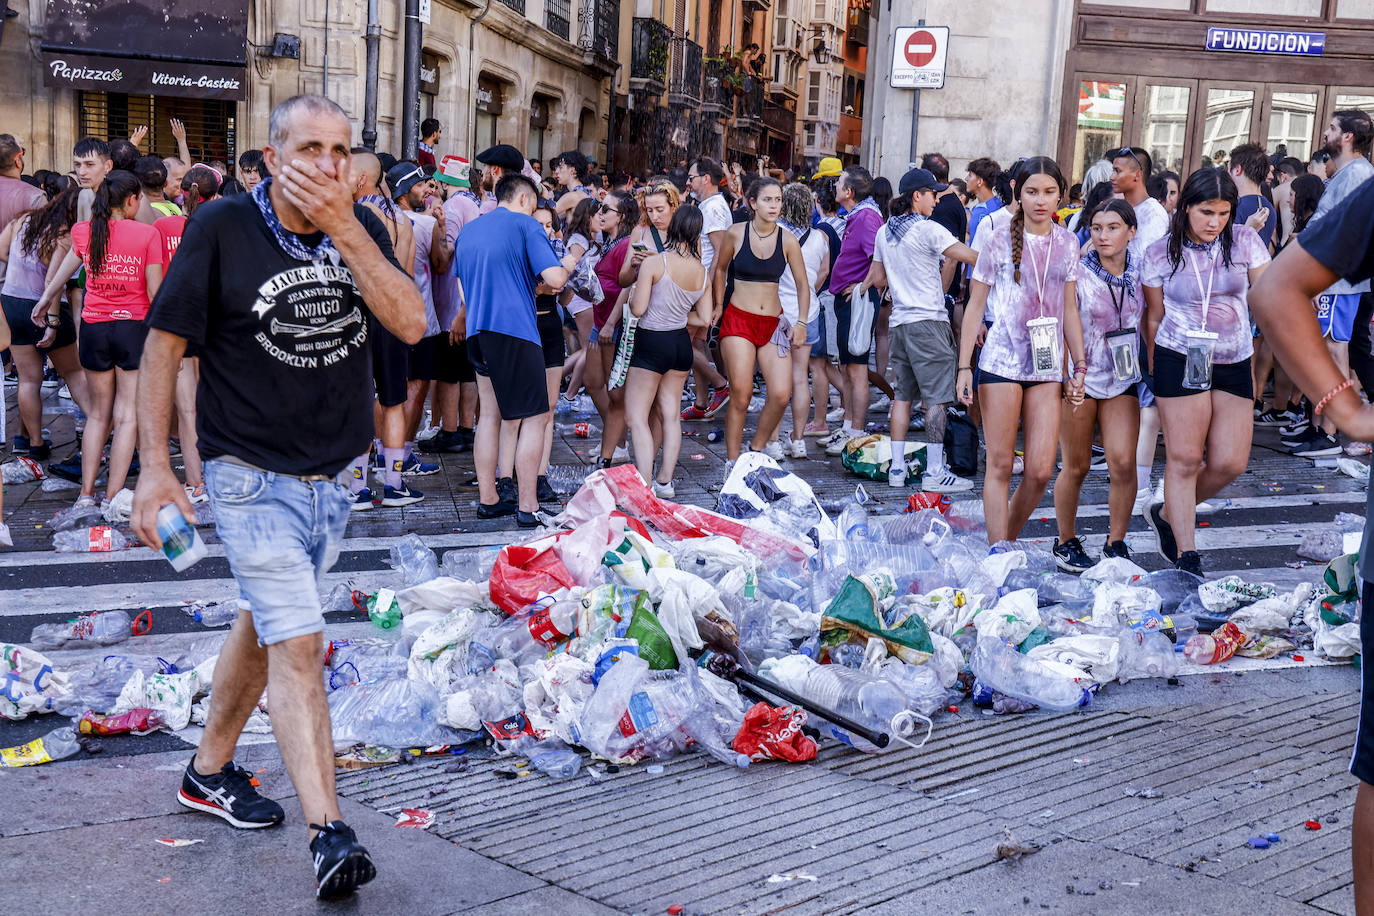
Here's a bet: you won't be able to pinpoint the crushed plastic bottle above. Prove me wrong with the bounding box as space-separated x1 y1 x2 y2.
1117 629 1179 681
800 663 926 753
1182 620 1247 665
970 634 1092 712
53 526 132 552
362 589 402 630
189 600 238 628
544 465 589 497
31 610 133 650
0 726 81 766
1 457 45 484
528 741 583 778
389 534 440 588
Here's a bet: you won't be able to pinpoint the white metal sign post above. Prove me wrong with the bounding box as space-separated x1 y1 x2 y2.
890 26 949 89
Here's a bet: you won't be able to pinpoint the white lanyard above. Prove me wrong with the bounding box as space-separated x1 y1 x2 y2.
1024 233 1053 317
1188 245 1218 329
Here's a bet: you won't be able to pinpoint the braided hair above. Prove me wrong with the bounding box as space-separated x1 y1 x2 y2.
1008 156 1066 284
1165 168 1238 277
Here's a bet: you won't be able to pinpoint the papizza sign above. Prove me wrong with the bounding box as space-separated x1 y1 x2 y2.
42 53 247 101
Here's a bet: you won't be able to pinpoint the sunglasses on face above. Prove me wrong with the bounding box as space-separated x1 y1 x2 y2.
598 204 620 215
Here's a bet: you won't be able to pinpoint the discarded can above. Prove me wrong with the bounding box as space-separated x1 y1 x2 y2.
573 423 590 438
1305 820 1322 831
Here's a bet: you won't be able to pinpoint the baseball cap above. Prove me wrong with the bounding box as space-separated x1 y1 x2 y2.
897 167 947 195
476 143 525 173
812 156 842 179
435 154 471 188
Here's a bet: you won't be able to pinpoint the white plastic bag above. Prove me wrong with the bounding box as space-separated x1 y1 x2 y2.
397 576 489 615
847 288 876 356
1026 635 1123 685
1090 584 1162 628
0 643 73 719
1080 556 1148 585
975 588 1040 645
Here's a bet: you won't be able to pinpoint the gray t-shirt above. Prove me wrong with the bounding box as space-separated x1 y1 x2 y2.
1314 155 1374 296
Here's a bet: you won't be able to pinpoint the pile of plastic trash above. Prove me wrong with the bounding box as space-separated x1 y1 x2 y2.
2 456 1362 770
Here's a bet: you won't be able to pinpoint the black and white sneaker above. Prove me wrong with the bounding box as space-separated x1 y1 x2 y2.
1090 444 1108 472
1291 429 1342 458
1102 539 1130 560
1053 537 1093 573
1145 500 1179 564
1254 408 1289 426
1280 421 1313 445
177 759 285 829
311 820 376 900
1175 550 1203 577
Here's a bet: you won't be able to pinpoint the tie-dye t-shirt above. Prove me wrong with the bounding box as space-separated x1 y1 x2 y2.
1076 252 1144 400
971 222 1081 381
1140 225 1271 364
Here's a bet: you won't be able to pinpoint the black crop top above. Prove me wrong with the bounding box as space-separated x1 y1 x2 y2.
732 225 786 284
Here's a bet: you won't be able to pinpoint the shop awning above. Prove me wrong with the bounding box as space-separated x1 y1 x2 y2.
40 0 249 101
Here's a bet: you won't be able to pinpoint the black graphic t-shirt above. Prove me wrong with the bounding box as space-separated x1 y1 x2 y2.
147 193 399 476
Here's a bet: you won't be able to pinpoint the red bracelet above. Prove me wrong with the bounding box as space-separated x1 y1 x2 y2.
1314 378 1356 416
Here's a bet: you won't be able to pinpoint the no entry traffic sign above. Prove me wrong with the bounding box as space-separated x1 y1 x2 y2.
891 25 949 89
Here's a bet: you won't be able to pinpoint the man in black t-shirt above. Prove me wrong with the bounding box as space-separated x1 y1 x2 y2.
130 94 425 902
1248 175 1374 911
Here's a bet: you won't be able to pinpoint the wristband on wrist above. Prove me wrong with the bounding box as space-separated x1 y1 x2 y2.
1315 378 1355 416
44 313 61 328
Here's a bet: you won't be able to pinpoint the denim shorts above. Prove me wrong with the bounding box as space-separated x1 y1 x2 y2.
205 458 353 646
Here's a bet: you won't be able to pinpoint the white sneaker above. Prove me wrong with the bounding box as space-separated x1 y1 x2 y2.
1195 499 1215 515
758 441 785 461
826 406 845 424
888 465 908 488
823 428 856 456
1150 479 1216 513
870 394 891 412
1132 486 1152 517
784 439 808 459
1153 479 1165 504
921 468 975 493
612 445 631 463
0 522 11 548
58 384 72 400
652 479 676 499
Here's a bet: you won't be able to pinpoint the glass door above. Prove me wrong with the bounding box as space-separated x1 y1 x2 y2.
1070 76 1130 182
1136 81 1195 177
1197 82 1261 171
1259 86 1322 162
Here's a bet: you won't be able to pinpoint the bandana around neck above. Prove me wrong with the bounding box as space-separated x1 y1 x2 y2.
1083 249 1138 299
251 178 341 280
885 211 925 245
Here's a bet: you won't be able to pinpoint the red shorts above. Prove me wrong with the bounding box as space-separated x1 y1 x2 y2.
718 304 780 348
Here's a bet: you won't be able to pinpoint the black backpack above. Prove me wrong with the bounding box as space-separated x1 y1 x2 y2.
943 406 980 478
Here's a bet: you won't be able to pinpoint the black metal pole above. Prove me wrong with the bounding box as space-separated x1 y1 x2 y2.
362 0 381 150
733 669 891 749
401 0 422 160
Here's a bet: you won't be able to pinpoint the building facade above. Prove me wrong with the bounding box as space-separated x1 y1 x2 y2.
3 0 618 173
864 0 1374 182
796 0 846 172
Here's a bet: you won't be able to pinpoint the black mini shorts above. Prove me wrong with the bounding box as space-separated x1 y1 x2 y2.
1150 346 1253 401
629 326 693 375
537 310 566 370
3 295 77 350
79 318 146 372
371 321 411 407
468 331 549 420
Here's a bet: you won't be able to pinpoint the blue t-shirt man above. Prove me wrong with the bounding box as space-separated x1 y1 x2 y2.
454 206 559 345
1236 194 1278 249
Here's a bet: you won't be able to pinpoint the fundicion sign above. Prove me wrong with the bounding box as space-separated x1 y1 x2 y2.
1205 27 1326 56
890 26 950 89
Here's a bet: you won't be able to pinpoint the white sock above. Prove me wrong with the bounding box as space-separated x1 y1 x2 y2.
1136 466 1151 491
843 424 860 438
925 441 945 473
890 449 907 475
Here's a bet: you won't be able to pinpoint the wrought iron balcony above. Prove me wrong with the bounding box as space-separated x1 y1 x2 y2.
701 59 735 117
668 38 703 106
736 75 764 126
630 17 671 94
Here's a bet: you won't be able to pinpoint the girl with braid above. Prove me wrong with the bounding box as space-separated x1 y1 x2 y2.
957 156 1085 544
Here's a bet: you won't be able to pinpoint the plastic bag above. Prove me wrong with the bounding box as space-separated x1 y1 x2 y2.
1198 576 1276 613
0 643 73 720
1026 634 1123 685
1090 584 1162 629
840 435 926 484
847 287 876 355
112 660 214 731
397 576 488 615
1231 584 1313 636
489 533 579 615
732 702 817 762
603 530 675 592
821 574 935 665
975 589 1041 645
329 676 451 748
1080 556 1148 584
